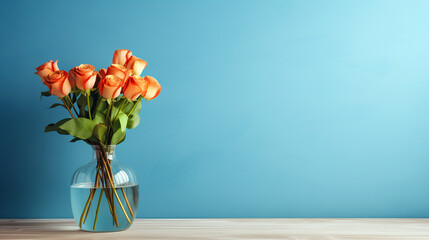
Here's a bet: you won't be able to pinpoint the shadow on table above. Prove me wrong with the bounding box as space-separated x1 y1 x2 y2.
0 220 108 235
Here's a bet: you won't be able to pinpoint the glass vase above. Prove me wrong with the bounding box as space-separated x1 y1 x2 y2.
70 145 138 232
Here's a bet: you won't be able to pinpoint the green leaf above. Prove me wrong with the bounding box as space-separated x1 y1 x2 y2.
59 118 96 139
118 113 128 132
45 118 71 135
77 95 87 116
111 128 126 145
77 94 94 117
111 99 126 117
40 91 51 100
111 112 128 135
87 136 100 143
70 137 81 142
126 114 140 129
71 86 80 93
93 111 105 125
123 100 142 116
49 103 66 109
95 100 108 114
72 92 78 103
133 100 142 114
93 124 108 143
77 94 86 106
117 134 126 145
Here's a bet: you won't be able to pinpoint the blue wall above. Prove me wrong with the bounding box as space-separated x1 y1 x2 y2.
1 0 429 218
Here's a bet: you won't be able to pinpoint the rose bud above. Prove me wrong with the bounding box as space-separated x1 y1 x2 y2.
112 49 132 66
35 60 59 85
99 68 107 79
123 75 148 100
45 70 73 98
98 75 124 99
107 64 130 82
95 68 106 88
142 76 161 100
125 55 147 76
69 64 97 90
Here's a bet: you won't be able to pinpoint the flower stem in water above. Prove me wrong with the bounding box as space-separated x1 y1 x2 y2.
93 189 104 231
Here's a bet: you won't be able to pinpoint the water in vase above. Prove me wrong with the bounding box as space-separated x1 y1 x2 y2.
71 183 139 232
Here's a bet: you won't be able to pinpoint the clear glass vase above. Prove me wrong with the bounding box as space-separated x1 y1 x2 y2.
70 145 138 232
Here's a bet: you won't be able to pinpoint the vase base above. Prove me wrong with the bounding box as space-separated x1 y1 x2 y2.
71 184 138 232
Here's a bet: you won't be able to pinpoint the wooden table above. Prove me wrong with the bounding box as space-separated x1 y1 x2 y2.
1 219 429 239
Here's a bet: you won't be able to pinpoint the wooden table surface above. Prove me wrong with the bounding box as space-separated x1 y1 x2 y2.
1 219 429 239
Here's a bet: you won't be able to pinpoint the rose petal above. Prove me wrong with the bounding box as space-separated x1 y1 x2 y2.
99 75 123 99
62 75 72 96
99 68 107 79
84 73 97 89
143 76 161 100
50 81 64 97
113 49 132 66
68 70 76 87
125 56 147 76
98 80 104 95
36 60 58 85
112 86 122 99
71 64 97 90
53 60 59 71
107 64 128 81
45 70 69 98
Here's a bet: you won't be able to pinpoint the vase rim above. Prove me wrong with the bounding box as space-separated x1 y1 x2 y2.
90 144 117 148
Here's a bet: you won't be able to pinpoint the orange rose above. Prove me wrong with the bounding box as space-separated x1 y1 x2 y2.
45 70 73 98
123 75 148 100
112 49 132 66
98 75 124 99
69 64 97 90
142 76 161 100
35 60 59 85
125 55 147 76
107 64 130 82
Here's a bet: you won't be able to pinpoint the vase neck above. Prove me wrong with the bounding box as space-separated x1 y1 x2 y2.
91 145 117 162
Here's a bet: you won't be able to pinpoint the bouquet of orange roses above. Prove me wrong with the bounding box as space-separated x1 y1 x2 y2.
35 49 160 231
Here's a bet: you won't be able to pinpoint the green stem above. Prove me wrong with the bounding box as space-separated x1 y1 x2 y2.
87 92 92 120
113 100 126 122
61 98 76 119
127 99 139 117
94 98 101 114
93 188 104 231
109 101 114 127
66 95 79 116
103 104 114 145
106 103 113 144
104 103 113 124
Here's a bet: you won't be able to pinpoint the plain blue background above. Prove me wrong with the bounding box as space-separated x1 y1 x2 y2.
1 0 429 218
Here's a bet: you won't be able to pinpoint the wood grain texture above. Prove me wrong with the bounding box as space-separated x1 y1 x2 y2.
1 219 429 239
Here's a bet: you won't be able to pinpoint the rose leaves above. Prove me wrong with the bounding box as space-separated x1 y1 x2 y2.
44 98 142 145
